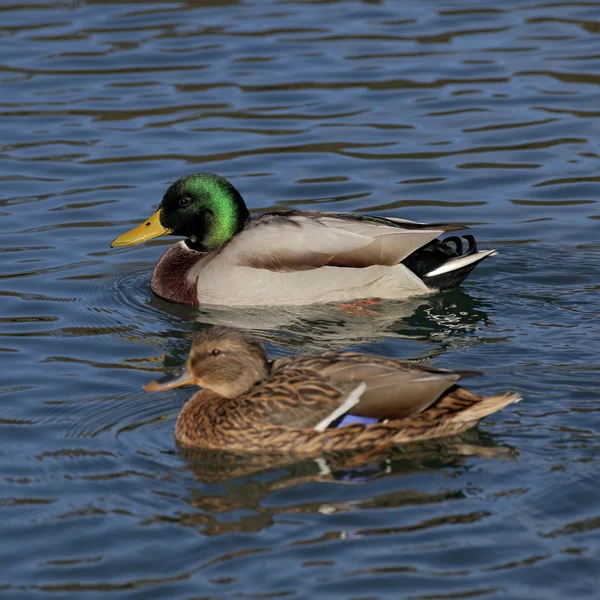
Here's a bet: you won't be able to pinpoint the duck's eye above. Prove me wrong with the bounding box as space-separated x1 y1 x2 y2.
211 349 221 356
179 197 191 207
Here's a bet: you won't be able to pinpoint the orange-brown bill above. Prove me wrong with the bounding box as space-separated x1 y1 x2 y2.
144 361 197 392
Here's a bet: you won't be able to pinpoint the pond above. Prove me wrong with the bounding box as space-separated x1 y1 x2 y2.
1 1 599 598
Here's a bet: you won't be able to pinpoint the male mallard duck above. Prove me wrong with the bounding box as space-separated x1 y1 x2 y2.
111 173 496 306
145 326 520 453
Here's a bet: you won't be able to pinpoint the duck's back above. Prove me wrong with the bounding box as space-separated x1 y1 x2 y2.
190 211 442 305
273 352 475 421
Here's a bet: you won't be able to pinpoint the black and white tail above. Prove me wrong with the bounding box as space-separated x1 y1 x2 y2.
424 248 497 290
403 233 497 291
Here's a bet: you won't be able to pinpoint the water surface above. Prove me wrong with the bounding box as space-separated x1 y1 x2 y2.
1 1 599 598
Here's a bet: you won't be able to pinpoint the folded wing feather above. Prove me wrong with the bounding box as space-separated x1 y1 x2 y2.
320 361 462 420
233 214 449 272
274 353 479 422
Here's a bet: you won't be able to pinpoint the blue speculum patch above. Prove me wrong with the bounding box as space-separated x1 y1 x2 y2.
337 414 378 427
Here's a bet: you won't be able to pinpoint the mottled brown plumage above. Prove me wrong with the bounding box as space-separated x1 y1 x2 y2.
144 326 521 453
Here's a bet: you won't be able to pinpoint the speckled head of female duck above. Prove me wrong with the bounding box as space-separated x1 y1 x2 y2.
144 326 521 453
112 173 497 307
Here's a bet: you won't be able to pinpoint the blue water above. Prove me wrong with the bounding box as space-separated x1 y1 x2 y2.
1 1 599 598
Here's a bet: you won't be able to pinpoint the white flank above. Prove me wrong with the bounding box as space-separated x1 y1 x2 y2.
314 382 367 432
425 249 498 278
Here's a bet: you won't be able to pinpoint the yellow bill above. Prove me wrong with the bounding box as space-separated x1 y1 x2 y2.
111 210 172 248
144 361 197 392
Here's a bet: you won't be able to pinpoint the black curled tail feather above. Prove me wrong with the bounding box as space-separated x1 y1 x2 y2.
442 234 478 258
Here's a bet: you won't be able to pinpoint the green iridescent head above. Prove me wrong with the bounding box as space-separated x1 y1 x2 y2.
111 173 251 251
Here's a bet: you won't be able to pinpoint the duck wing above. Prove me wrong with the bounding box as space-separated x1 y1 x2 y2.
226 211 465 272
245 366 369 430
275 353 480 420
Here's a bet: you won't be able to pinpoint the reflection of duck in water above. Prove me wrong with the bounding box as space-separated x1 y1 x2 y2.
152 296 432 353
145 326 520 453
165 436 516 535
112 173 496 307
150 287 492 354
178 429 516 486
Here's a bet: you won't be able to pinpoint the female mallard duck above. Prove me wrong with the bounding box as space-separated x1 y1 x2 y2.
111 173 496 306
145 326 520 453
